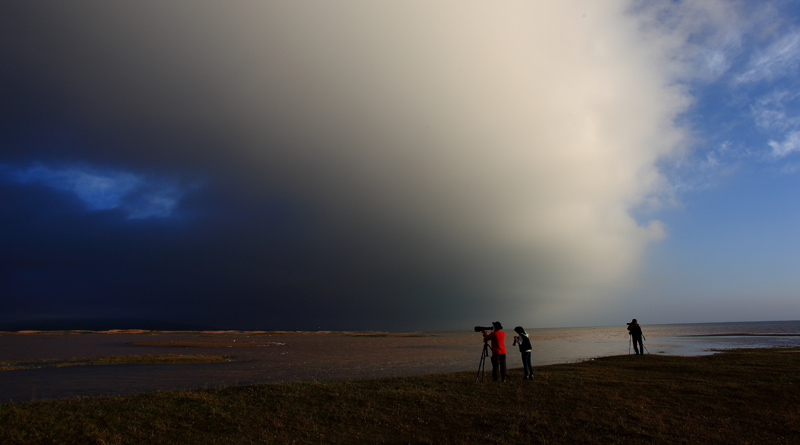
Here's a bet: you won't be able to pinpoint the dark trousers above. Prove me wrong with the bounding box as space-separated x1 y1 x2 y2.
632 336 643 355
491 354 507 381
521 351 533 377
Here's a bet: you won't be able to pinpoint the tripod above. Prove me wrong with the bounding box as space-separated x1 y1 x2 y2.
630 335 646 355
475 339 491 383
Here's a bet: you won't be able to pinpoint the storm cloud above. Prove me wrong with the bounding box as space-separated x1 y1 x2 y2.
1 1 690 330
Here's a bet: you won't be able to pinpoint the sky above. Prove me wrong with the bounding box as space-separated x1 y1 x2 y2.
2 0 800 331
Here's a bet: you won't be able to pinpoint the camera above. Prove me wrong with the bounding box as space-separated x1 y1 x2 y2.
513 336 520 346
474 325 494 332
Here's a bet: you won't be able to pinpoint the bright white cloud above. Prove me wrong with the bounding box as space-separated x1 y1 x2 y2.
191 1 691 304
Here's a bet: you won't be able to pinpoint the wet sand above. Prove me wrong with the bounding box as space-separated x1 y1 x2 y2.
0 331 479 403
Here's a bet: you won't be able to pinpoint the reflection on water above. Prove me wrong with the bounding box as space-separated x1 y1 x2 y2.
1 320 798 403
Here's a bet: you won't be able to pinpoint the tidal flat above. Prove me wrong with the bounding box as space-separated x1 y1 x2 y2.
0 330 481 403
1 347 798 444
2 322 799 404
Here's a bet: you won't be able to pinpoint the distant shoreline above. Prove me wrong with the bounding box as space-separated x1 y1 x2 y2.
0 329 417 336
3 318 799 335
681 332 800 337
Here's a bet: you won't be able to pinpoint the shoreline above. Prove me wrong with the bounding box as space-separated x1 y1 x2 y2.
0 329 408 335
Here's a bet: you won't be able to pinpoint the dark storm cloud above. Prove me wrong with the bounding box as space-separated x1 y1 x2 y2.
1 2 689 330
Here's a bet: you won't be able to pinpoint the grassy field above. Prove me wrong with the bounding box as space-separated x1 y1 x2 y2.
1 347 798 444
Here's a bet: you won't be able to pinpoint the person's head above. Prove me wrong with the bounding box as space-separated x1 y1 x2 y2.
514 326 525 334
492 321 503 330
631 319 638 324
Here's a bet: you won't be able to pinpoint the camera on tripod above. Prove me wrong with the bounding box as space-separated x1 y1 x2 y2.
473 325 494 332
474 322 504 382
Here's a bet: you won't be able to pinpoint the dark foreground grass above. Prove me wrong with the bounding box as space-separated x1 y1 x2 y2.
1 347 799 444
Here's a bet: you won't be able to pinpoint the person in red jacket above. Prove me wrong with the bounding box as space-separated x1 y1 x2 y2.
482 321 507 382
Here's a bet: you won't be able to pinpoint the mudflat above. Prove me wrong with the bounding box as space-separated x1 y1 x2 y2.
0 330 478 403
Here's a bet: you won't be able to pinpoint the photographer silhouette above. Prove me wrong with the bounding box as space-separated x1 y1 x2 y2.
481 321 506 382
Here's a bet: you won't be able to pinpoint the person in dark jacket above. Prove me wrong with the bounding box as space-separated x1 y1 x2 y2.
627 318 644 355
482 321 506 382
513 326 533 381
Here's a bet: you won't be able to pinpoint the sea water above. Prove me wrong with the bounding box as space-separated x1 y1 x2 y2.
527 320 800 365
1 320 798 403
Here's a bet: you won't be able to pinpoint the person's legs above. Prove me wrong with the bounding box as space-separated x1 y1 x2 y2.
522 351 533 379
491 354 499 381
636 337 644 355
499 354 507 382
520 353 527 379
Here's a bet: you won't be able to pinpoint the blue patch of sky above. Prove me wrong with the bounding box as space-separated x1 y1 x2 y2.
635 1 800 299
666 4 800 196
647 178 800 299
0 163 188 220
645 2 800 300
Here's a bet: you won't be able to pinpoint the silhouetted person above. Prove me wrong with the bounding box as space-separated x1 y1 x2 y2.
482 321 506 382
513 326 533 381
627 318 644 355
